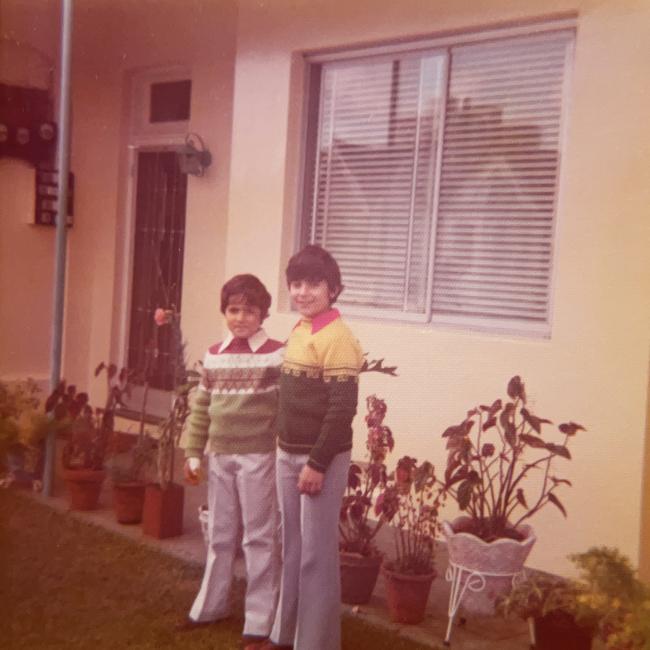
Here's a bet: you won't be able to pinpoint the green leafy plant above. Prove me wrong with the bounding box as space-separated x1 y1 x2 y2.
376 456 444 575
108 434 156 484
441 375 585 542
47 384 105 471
0 379 44 482
93 362 156 485
497 571 591 624
0 379 39 453
571 547 650 650
151 307 200 488
360 356 398 377
339 395 394 557
51 364 131 472
93 362 133 434
499 547 650 649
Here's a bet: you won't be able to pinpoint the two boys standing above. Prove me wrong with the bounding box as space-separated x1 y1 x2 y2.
180 245 363 650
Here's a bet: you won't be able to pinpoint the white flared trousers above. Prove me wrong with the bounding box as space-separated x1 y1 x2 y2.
270 448 351 650
189 451 279 637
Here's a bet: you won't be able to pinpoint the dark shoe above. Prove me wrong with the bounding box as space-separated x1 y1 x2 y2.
174 617 220 632
254 641 293 650
241 636 268 650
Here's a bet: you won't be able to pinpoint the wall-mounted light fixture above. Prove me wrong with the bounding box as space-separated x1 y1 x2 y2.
177 132 212 176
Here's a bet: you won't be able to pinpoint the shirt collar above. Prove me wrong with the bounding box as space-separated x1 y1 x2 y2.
294 308 340 334
218 327 269 353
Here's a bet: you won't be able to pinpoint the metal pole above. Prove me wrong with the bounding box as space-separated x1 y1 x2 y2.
43 0 74 497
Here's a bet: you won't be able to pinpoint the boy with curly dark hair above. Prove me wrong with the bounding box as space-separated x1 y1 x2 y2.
181 274 283 650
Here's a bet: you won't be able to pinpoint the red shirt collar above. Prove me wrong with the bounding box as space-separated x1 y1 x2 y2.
295 308 340 334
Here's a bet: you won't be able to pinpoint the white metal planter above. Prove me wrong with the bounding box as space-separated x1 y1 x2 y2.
442 516 536 645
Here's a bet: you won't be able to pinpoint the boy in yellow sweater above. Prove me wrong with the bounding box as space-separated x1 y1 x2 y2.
263 245 363 650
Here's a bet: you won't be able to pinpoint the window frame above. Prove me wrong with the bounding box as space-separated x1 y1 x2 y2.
299 17 576 338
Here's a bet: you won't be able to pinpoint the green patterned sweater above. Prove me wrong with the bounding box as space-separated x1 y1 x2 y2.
182 328 284 458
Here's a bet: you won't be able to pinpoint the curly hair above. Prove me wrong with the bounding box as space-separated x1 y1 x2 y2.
220 274 272 320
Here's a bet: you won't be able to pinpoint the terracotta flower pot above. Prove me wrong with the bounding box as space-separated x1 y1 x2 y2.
112 482 146 524
442 516 536 615
340 551 383 605
62 468 106 511
142 482 184 539
382 565 436 624
534 611 593 650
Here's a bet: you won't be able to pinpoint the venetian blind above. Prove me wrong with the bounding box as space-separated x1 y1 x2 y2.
308 53 446 315
432 31 573 327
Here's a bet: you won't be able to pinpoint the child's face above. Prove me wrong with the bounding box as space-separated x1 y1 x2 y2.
289 279 336 319
224 297 262 339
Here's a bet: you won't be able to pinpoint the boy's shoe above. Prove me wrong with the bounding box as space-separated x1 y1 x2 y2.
241 635 268 650
253 641 293 650
174 616 223 632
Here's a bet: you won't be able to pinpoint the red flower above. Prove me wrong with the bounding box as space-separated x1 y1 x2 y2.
154 308 172 326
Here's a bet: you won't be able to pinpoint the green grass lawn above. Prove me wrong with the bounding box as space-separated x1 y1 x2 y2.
0 490 432 649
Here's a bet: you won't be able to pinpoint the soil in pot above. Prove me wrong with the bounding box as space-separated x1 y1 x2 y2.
340 552 382 605
382 565 436 624
112 482 146 524
63 468 106 511
534 611 593 650
452 516 525 542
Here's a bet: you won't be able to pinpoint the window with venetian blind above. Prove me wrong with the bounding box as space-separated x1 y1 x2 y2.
302 23 574 335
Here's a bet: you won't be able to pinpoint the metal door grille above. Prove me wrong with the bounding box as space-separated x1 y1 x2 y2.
127 150 187 390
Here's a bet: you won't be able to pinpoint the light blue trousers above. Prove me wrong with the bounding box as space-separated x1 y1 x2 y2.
189 452 279 637
270 448 351 650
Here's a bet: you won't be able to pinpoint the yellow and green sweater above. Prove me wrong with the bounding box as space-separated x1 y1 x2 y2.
279 308 363 472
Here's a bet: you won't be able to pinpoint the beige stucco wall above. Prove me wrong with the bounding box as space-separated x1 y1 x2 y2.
0 1 60 382
640 363 650 582
1 0 237 397
0 159 56 381
225 0 650 574
2 0 649 577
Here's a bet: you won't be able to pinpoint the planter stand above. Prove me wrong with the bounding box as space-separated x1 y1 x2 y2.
443 561 524 646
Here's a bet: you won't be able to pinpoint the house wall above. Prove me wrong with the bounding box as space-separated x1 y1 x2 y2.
226 0 650 574
640 364 650 582
65 0 238 401
2 0 649 577
1 0 238 398
0 1 60 382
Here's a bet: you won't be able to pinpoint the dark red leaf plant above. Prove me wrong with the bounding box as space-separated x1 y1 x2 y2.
375 456 445 575
339 395 395 557
441 375 585 543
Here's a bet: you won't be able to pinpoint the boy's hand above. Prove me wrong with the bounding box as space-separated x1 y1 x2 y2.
184 458 202 486
298 465 324 496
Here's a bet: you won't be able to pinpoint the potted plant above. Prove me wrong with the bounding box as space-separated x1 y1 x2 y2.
375 456 444 624
440 375 585 617
49 383 110 510
92 361 152 525
0 378 45 489
109 434 155 524
571 547 650 650
339 394 394 604
498 547 650 650
142 307 200 539
498 571 595 649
